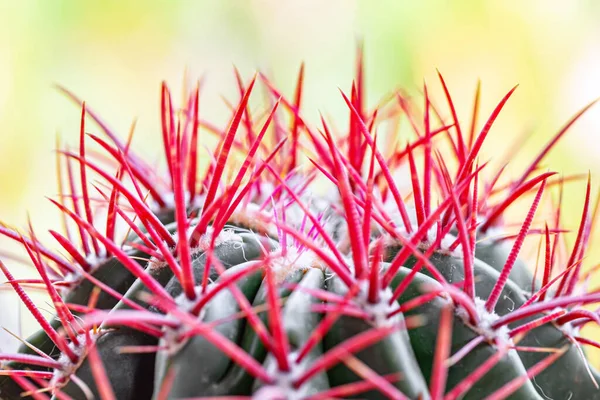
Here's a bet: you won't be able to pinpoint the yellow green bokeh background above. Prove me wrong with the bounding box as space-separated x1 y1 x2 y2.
2 0 600 361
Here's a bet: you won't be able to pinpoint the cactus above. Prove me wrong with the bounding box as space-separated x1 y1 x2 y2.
1 52 600 400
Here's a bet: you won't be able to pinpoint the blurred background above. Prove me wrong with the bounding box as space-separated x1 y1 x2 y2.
1 0 600 360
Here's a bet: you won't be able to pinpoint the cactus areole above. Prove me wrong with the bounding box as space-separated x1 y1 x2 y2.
1 52 600 400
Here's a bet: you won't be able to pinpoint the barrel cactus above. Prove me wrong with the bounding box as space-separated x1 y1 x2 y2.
1 53 600 400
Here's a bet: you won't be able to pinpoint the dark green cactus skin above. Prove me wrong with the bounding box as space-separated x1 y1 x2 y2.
172 268 308 397
399 247 600 399
18 253 142 356
0 251 145 400
58 232 266 400
5 237 600 399
475 244 600 399
0 225 263 399
253 268 330 397
60 329 158 400
159 232 266 300
391 266 541 399
58 262 173 400
325 275 430 400
154 262 266 398
474 239 535 292
64 253 140 311
519 322 600 399
471 240 600 399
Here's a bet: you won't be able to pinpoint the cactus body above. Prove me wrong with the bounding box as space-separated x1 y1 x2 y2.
1 56 600 400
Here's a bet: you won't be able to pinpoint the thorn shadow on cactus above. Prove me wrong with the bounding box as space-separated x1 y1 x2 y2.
1 48 600 399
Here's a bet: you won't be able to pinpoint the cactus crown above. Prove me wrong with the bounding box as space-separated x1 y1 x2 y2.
1 51 600 400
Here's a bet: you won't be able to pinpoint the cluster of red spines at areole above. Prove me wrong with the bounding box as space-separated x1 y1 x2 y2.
0 47 599 399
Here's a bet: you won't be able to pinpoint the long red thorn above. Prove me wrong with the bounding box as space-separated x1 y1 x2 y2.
294 325 398 388
486 178 547 312
349 83 363 174
0 225 73 274
288 62 305 173
105 168 123 243
576 336 600 350
212 100 280 230
353 42 366 170
49 230 90 271
22 228 79 345
362 141 377 250
64 151 175 247
187 83 201 203
563 173 592 295
340 90 413 233
367 240 383 304
86 333 117 400
307 373 402 400
469 166 479 259
493 290 600 330
523 261 580 308
341 354 409 400
480 171 556 233
265 166 346 268
439 153 475 299
551 175 565 265
509 309 566 339
8 374 51 400
539 224 552 302
557 309 600 326
407 143 425 228
160 82 175 181
79 103 102 257
86 134 165 206
423 83 433 219
322 116 367 279
0 354 61 370
429 304 453 400
65 152 90 256
456 85 518 183
468 80 481 149
48 198 173 303
161 289 274 384
514 98 599 189
381 163 488 287
265 261 291 372
0 260 77 362
443 346 508 400
203 75 257 210
437 71 466 163
233 67 257 149
173 121 196 300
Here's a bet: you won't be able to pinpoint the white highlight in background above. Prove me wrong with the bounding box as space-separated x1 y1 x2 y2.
0 292 21 353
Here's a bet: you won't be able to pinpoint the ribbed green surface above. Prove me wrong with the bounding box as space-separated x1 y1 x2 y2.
2 229 598 400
